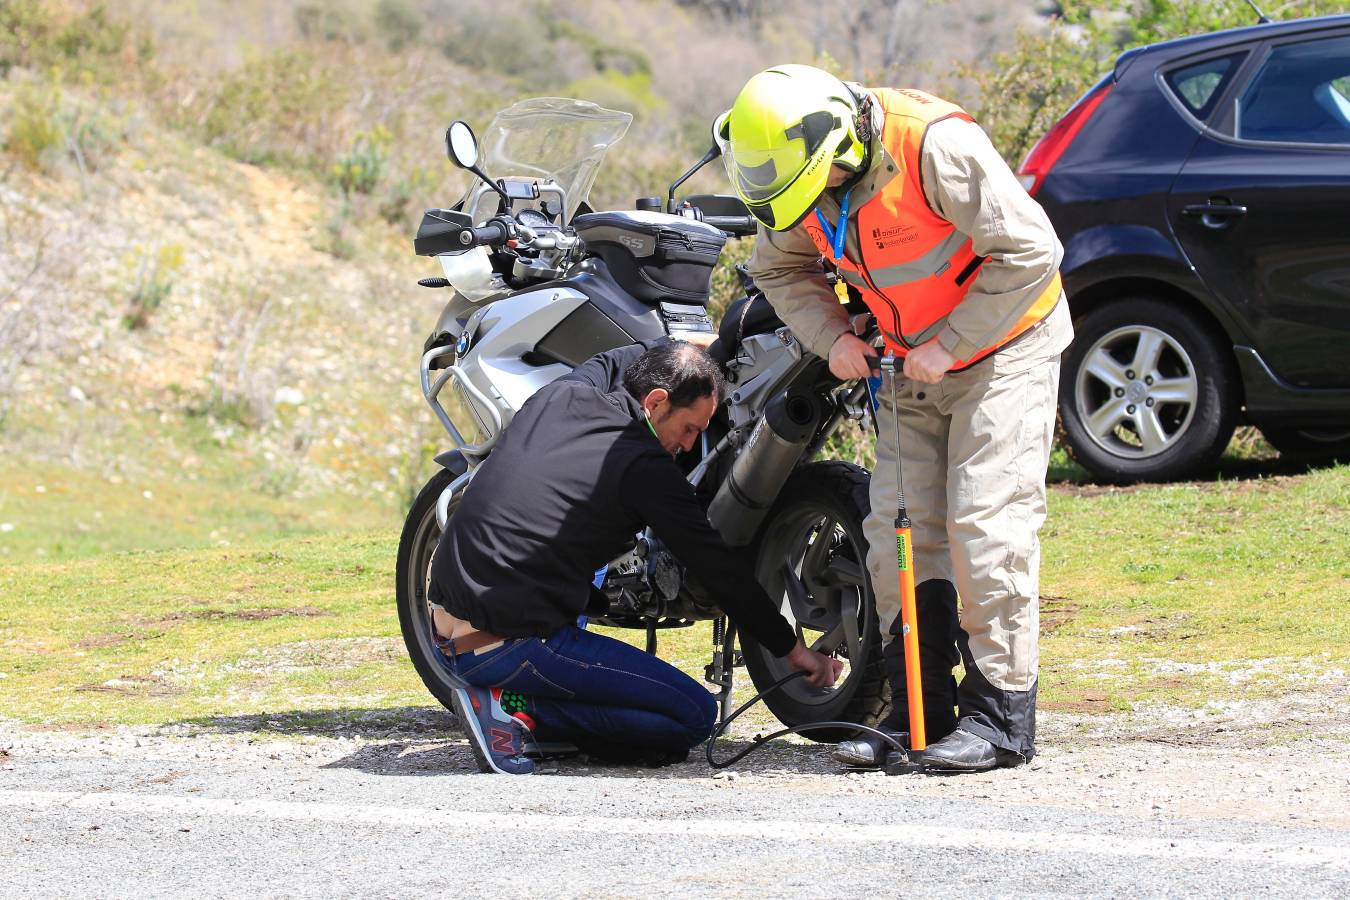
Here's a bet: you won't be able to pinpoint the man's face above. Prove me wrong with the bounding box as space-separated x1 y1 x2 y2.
826 165 851 188
644 391 717 456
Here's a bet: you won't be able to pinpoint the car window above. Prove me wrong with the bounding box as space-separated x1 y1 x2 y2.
1236 34 1350 145
1165 54 1242 119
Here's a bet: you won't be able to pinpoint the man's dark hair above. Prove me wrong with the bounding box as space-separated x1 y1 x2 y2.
623 341 725 409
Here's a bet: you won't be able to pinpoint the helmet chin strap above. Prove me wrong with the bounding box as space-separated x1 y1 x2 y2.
836 163 870 195
833 87 875 190
852 89 876 144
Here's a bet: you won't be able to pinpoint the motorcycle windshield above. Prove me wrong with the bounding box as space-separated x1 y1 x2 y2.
470 97 633 221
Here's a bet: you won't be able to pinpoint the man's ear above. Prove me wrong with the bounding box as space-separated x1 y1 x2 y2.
642 388 669 415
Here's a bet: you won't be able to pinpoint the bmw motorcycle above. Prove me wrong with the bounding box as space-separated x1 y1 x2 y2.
396 98 885 738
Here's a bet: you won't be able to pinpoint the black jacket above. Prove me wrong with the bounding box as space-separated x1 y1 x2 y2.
428 344 797 658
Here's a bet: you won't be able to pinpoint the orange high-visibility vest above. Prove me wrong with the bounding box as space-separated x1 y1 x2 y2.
803 88 1061 368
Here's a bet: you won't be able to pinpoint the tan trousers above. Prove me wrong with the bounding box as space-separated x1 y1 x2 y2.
864 301 1071 703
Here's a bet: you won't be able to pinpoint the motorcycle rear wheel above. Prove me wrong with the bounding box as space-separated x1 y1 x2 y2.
395 468 460 713
739 461 887 743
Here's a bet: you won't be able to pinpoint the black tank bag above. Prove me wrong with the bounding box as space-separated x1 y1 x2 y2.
573 211 727 304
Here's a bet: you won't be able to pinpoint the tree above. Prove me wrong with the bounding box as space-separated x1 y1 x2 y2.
958 0 1350 164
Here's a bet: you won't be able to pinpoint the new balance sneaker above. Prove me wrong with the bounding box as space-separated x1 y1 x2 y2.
450 685 536 775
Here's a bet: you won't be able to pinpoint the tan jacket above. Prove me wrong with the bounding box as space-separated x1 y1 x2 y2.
748 89 1065 363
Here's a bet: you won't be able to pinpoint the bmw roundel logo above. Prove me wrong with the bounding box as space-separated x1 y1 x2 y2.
456 331 471 355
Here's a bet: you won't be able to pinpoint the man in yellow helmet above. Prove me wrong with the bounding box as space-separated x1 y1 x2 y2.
718 64 1073 771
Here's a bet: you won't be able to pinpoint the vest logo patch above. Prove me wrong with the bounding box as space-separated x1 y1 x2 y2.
872 223 919 249
894 88 933 105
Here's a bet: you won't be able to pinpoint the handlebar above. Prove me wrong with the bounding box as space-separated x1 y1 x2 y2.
458 219 511 249
701 215 757 236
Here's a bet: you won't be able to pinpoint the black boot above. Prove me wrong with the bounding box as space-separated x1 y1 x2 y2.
833 580 961 767
832 729 905 768
883 579 961 741
921 728 1025 772
953 629 1039 761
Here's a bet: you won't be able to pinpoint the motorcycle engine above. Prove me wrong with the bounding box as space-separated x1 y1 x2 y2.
601 534 683 620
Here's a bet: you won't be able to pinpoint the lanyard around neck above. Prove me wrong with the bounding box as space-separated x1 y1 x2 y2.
813 187 853 262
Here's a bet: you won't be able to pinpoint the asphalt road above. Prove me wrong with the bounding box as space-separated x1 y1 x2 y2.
3 738 1348 899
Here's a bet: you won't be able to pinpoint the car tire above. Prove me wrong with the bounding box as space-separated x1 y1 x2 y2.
1260 426 1350 463
1059 298 1235 483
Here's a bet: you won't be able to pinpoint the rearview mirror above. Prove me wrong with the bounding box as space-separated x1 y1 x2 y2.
445 121 479 169
712 110 730 156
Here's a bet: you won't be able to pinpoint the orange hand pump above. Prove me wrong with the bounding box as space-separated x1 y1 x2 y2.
880 356 925 752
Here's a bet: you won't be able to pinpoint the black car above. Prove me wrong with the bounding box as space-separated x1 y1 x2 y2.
1018 14 1350 482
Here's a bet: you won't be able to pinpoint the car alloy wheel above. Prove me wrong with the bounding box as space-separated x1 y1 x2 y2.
1074 324 1199 459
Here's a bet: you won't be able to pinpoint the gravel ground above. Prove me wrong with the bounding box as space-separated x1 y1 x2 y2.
2 680 1347 897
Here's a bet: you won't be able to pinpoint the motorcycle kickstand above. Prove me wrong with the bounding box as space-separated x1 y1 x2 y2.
705 617 738 722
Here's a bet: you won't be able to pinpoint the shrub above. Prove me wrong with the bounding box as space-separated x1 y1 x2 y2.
442 10 560 85
198 49 347 169
958 0 1350 163
5 81 64 171
374 0 421 52
294 2 367 44
331 126 393 196
317 197 359 260
0 1 149 83
378 162 442 226
122 243 185 330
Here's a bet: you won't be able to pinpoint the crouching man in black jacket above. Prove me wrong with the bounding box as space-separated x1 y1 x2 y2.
428 341 840 774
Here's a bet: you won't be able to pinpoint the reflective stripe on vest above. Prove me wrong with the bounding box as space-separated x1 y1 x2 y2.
804 87 1060 368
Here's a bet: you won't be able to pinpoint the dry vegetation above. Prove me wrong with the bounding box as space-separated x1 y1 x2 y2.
0 0 1053 514
4 0 1340 514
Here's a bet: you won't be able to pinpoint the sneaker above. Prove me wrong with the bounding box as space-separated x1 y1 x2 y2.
450 685 536 775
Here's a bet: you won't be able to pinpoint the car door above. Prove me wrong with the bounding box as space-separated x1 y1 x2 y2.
1167 29 1350 389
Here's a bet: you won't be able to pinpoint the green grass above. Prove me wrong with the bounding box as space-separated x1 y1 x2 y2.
0 529 424 725
1 457 1345 729
0 457 386 563
1036 464 1350 710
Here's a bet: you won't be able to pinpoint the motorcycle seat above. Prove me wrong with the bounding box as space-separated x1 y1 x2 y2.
708 293 783 364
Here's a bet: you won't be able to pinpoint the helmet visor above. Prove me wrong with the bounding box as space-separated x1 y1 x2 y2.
717 110 841 204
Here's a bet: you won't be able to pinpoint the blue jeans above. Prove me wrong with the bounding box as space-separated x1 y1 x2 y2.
438 625 718 757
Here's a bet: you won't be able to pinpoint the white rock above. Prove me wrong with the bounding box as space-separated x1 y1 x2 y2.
69 385 88 402
274 387 305 406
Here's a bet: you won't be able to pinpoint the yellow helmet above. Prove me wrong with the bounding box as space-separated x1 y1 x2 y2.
715 64 867 231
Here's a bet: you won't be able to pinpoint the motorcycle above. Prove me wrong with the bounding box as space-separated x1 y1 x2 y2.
395 97 885 739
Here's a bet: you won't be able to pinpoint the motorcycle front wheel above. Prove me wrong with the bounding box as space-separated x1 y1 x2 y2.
395 467 460 713
740 460 887 743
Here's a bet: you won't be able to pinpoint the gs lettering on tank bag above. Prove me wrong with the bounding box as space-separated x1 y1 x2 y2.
802 88 1059 369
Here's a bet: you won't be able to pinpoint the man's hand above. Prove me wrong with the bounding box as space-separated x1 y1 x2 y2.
902 337 956 384
786 640 844 689
828 332 875 380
